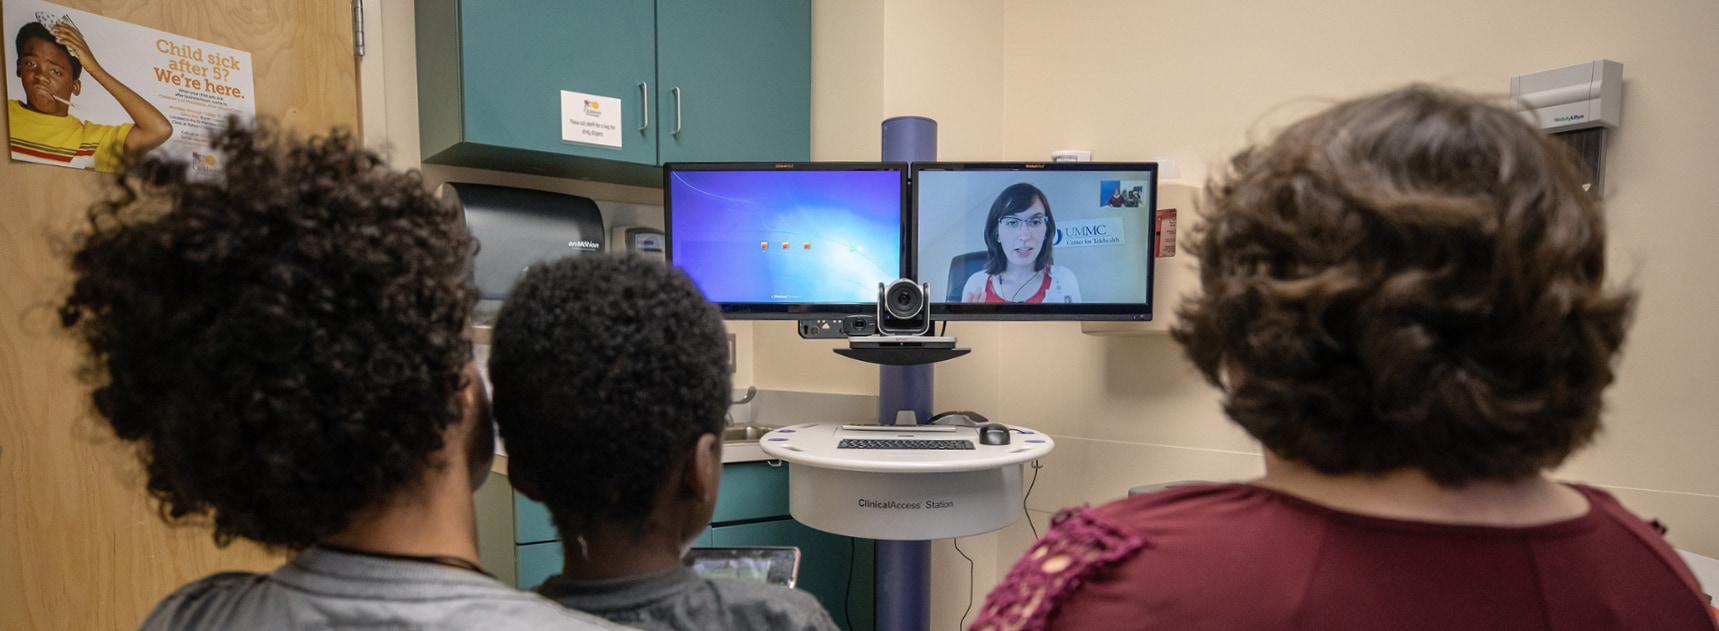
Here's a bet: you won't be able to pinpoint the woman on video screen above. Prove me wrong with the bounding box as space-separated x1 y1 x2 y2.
961 183 1082 303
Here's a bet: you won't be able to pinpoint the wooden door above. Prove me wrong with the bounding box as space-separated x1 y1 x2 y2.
0 2 358 629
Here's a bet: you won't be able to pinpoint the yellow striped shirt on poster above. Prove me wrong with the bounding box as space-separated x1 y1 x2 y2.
9 99 133 172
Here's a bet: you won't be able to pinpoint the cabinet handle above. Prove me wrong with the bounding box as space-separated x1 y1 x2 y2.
639 82 649 133
672 87 682 137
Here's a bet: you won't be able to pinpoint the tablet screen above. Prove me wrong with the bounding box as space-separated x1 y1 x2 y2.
683 546 801 588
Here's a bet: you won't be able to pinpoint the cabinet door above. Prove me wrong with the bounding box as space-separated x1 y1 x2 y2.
514 492 559 545
458 0 658 165
517 540 565 590
713 461 791 524
711 519 874 631
656 0 811 163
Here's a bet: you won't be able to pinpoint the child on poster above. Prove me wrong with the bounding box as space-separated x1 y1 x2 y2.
10 16 171 171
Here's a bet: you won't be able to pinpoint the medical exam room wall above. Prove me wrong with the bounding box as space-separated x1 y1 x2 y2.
786 1 1719 628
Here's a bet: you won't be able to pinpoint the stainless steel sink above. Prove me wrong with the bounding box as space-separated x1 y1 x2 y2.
721 425 779 443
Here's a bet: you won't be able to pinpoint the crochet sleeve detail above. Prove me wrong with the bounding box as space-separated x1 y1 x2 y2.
971 505 1150 631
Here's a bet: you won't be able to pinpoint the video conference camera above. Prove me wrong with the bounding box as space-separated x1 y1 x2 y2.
878 278 931 336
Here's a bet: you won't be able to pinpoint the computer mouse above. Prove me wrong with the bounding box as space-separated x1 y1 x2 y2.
928 411 989 427
978 423 1011 446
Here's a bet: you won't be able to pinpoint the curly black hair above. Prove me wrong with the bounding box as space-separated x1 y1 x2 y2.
488 255 730 533
57 120 480 550
1173 85 1636 487
16 22 81 80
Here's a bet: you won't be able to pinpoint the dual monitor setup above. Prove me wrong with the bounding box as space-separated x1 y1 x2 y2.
664 161 1161 341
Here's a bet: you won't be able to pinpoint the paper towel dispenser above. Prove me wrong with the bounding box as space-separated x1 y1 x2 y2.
441 182 605 302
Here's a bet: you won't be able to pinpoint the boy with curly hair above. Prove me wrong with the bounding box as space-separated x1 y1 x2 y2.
487 255 839 631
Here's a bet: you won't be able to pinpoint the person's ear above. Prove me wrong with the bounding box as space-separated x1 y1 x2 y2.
71 79 80 97
682 433 721 505
455 362 496 490
1220 358 1246 393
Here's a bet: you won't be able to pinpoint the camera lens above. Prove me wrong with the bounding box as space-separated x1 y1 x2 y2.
884 279 923 319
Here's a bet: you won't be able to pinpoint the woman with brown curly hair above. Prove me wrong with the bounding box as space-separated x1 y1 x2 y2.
973 86 1716 630
58 121 626 630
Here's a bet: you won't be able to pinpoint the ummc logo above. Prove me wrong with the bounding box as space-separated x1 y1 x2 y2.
1056 218 1125 249
1054 224 1110 246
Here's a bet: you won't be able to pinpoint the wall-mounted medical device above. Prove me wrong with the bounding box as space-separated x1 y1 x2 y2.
1510 59 1622 132
1510 60 1621 198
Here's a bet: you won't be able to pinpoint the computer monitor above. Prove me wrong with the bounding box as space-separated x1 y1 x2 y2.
665 162 909 319
912 162 1158 320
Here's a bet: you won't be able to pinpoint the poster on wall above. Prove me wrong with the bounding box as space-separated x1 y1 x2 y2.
4 0 256 173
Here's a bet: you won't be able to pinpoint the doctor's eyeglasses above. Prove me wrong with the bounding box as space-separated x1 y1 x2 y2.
998 217 1049 231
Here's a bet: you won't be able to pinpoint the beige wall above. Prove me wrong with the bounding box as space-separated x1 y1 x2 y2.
799 0 1719 627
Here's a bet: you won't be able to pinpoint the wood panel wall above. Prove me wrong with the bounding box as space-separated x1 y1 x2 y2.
0 2 357 629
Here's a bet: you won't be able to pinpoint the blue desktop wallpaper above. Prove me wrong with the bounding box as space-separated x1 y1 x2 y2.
669 170 903 303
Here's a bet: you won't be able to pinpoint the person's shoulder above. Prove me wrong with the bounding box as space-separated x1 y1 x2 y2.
459 598 633 630
436 579 632 630
137 571 274 631
81 118 132 138
1569 482 1632 515
1567 483 1692 554
1093 482 1273 528
703 578 840 630
703 576 819 604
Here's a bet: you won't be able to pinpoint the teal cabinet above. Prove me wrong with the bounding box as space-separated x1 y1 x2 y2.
415 0 809 187
478 463 874 631
517 540 564 591
655 0 811 164
711 459 791 522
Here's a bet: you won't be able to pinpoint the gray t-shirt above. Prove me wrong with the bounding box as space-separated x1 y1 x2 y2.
536 567 839 631
140 548 631 630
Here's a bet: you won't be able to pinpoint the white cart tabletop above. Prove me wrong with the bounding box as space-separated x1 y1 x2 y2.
759 422 1054 473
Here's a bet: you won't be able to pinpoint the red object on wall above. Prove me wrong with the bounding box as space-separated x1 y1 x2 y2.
1154 208 1177 258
